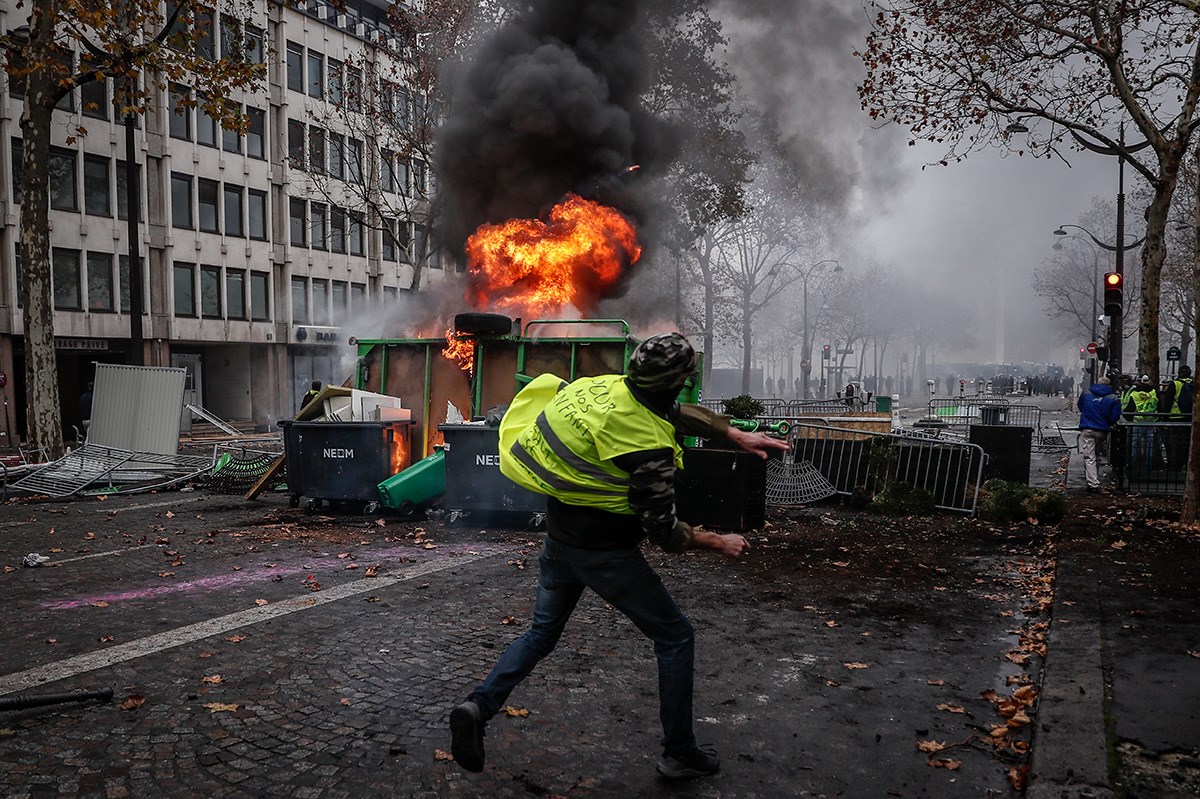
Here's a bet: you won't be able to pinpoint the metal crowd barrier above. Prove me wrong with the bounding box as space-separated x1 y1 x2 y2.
786 422 985 514
1111 415 1192 496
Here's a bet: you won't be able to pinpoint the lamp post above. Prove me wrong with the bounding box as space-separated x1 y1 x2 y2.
799 259 840 399
1051 231 1106 383
1053 223 1144 375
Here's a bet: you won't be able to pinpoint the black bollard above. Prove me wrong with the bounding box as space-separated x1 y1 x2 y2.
0 687 113 712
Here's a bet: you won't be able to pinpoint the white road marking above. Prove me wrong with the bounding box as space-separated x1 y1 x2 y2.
50 544 158 564
0 547 512 695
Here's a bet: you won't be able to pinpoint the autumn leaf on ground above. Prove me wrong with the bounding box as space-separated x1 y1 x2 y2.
340 698 352 706
434 749 454 761
916 739 946 752
927 679 946 686
824 620 839 628
337 553 352 559
198 651 213 659
201 674 223 684
365 596 381 603
1009 764 1029 790
503 706 530 717
989 725 1009 738
344 563 359 570
1111 540 1127 549
90 600 110 608
226 635 246 643
98 635 114 642
3 565 14 573
365 564 380 577
1005 651 1030 666
1006 711 1032 727
254 599 268 606
928 758 961 770
202 702 239 713
158 571 175 578
937 703 966 714
45 638 57 645
120 695 145 711
84 532 95 540
501 616 519 625
832 561 850 567
843 662 870 670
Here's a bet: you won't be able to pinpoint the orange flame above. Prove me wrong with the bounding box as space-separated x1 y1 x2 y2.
388 427 411 475
464 193 641 318
442 328 475 374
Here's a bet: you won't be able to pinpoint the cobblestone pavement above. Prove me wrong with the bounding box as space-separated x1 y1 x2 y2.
1 485 1051 798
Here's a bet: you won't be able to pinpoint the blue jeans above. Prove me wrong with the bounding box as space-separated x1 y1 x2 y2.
468 536 697 754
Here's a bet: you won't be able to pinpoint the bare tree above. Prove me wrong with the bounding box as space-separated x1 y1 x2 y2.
860 1 1200 380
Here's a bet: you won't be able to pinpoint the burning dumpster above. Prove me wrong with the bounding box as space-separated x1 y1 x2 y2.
279 420 414 513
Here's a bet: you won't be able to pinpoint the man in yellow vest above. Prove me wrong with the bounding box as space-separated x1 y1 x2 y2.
1124 374 1159 473
449 333 788 779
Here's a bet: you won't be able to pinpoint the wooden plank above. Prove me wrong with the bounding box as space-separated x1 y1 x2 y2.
244 454 286 500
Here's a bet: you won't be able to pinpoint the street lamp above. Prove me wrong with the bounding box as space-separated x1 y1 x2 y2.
1053 223 1144 374
799 259 841 399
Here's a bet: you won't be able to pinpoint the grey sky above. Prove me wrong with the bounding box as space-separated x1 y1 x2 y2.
715 0 1121 369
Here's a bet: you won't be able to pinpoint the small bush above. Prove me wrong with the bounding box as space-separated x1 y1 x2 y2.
870 481 936 516
978 479 1066 524
722 395 765 420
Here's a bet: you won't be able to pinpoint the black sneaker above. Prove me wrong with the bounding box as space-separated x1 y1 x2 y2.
656 746 720 779
449 700 486 772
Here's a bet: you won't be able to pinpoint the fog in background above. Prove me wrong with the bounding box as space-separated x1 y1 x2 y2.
714 0 1117 368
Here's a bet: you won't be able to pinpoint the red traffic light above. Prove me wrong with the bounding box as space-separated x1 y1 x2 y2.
1104 272 1122 288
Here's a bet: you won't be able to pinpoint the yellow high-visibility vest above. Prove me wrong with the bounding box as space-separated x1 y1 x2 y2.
499 373 683 513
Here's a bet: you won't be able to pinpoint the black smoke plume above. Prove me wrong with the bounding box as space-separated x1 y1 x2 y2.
434 0 657 263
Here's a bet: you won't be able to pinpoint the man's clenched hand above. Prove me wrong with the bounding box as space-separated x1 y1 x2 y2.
726 427 792 459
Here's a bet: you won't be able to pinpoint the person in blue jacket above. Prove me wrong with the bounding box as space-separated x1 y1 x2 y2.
1077 376 1124 492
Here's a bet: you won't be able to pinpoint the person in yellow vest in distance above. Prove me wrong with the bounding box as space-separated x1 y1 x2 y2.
448 333 790 780
1123 374 1159 474
1167 365 1194 466
298 381 321 412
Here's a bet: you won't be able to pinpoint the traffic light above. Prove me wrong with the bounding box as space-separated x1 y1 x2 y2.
1104 272 1123 318
822 344 831 360
1096 343 1108 362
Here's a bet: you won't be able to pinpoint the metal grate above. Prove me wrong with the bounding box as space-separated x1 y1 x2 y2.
11 444 212 498
766 458 837 506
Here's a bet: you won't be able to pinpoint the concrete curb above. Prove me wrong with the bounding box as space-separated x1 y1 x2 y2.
1027 552 1115 799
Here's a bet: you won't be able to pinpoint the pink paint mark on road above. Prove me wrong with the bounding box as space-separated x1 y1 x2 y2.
43 543 506 610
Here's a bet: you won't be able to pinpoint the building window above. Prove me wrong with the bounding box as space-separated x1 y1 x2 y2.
168 84 191 140
312 278 329 325
307 51 324 99
49 147 78 211
196 98 218 147
346 66 362 105
87 252 114 311
195 8 215 60
397 221 411 261
308 127 325 175
248 189 268 240
291 276 308 324
118 256 150 315
287 119 305 169
332 280 347 319
286 42 304 93
415 223 429 265
197 178 219 233
329 132 344 179
83 154 111 216
116 160 139 221
222 104 241 153
381 151 395 194
310 202 328 250
350 282 366 312
330 207 346 253
246 107 265 159
289 198 306 246
81 76 108 120
414 160 428 196
246 25 264 64
227 268 246 319
328 58 343 105
170 172 193 229
348 213 364 257
381 218 397 262
347 138 363 183
173 262 196 316
398 157 411 195
52 249 82 310
383 285 397 303
224 184 244 237
250 271 269 321
200 265 221 318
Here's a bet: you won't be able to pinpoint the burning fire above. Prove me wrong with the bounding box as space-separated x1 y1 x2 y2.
442 328 475 375
389 427 412 475
464 193 641 318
